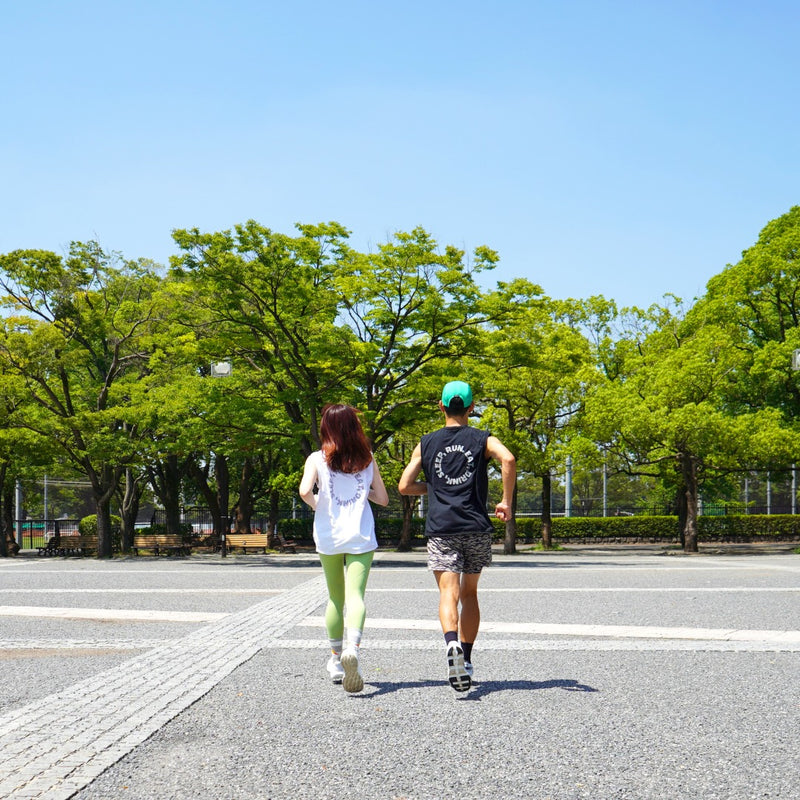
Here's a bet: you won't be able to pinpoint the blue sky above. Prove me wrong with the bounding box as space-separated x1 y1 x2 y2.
2 0 799 309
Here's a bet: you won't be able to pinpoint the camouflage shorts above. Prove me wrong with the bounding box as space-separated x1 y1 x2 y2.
426 533 492 574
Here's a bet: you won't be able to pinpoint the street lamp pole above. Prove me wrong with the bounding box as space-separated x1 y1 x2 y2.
14 479 23 550
210 361 232 557
564 455 572 518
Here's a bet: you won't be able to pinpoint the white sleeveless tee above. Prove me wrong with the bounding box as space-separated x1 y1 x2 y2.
311 450 378 555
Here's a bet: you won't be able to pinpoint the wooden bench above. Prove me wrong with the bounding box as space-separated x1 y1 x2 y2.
38 535 95 556
226 532 269 553
132 533 191 556
225 531 297 553
273 531 297 553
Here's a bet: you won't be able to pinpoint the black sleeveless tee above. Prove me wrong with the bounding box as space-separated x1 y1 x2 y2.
420 425 492 536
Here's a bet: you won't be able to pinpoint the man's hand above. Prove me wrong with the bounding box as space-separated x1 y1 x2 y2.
495 501 512 521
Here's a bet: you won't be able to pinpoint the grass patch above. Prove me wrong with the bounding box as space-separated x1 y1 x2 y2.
525 542 566 552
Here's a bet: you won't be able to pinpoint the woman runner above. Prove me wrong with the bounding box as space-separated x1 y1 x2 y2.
299 404 389 692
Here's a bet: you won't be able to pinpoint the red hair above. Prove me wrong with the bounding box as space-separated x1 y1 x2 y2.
319 404 373 474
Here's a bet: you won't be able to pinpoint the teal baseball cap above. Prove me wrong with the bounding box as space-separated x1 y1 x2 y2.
441 380 473 409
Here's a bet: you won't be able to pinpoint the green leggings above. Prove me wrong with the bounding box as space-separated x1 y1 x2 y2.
318 551 374 641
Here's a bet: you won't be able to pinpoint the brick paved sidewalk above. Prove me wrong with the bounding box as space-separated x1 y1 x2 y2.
0 575 328 800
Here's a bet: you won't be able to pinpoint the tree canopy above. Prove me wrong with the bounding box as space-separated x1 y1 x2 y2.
2 208 800 555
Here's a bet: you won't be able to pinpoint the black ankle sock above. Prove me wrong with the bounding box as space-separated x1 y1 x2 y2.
444 631 459 647
462 642 473 662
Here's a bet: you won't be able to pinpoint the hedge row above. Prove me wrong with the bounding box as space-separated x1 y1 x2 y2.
491 516 680 542
232 512 800 549
280 514 800 544
511 515 800 542
499 515 800 542
695 514 800 541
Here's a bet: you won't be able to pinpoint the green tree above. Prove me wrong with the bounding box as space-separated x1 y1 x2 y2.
335 227 500 548
583 299 797 552
478 281 596 551
171 220 360 457
170 221 500 549
704 205 800 421
0 244 161 557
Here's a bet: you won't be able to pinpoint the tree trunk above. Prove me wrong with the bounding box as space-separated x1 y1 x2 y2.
541 472 553 548
0 465 11 557
117 468 144 553
679 454 700 553
94 494 114 558
87 463 120 558
3 469 21 555
398 495 416 551
187 457 223 540
148 455 183 536
675 484 687 549
233 458 255 534
504 481 518 554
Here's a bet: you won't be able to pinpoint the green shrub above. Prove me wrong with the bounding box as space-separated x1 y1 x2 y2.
697 514 800 540
141 522 194 539
282 511 800 547
278 518 314 540
555 516 679 541
374 517 425 541
79 513 122 551
498 514 800 543
491 515 679 542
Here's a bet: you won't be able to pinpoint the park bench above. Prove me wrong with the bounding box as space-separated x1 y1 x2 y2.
273 530 297 553
37 535 96 557
225 531 297 553
132 533 191 556
226 532 269 553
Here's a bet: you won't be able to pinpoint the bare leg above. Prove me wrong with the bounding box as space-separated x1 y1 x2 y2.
459 572 482 643
434 570 472 692
434 570 461 633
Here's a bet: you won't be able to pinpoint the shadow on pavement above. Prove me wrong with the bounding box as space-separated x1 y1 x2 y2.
360 677 598 698
466 678 599 699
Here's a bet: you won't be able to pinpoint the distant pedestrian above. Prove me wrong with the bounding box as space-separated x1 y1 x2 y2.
299 404 389 693
398 381 516 692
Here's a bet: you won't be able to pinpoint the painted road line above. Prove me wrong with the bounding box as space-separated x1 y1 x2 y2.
3 587 798 596
1 588 282 594
366 587 800 592
298 616 800 644
0 639 171 651
274 637 800 653
0 606 228 623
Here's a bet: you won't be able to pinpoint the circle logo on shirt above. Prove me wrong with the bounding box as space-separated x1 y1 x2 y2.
328 471 365 507
434 444 474 486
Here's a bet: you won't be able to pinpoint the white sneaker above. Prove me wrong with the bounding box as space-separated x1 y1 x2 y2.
340 647 364 693
446 643 471 692
326 654 345 683
464 661 474 678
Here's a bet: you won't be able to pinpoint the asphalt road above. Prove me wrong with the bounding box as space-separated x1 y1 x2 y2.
1 546 798 799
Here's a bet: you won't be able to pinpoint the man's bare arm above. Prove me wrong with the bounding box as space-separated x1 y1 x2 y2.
486 436 516 521
398 444 428 496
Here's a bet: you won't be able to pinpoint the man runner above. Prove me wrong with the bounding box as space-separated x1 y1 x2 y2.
398 380 516 692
